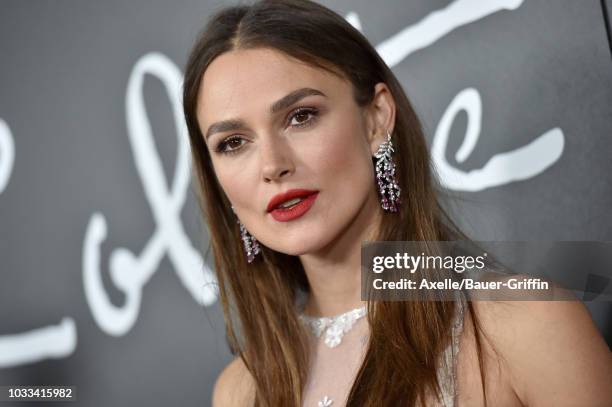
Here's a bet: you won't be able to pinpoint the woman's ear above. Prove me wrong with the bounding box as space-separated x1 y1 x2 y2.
366 82 396 156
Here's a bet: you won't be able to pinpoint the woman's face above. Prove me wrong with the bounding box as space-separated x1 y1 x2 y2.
196 47 391 256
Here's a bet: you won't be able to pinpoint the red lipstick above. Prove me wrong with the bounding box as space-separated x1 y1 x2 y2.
267 189 319 222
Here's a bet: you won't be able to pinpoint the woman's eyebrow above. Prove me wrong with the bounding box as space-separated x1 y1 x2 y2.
204 118 245 141
269 87 326 114
204 87 326 141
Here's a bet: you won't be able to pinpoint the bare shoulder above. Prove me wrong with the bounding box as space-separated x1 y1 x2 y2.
212 356 255 407
467 284 612 407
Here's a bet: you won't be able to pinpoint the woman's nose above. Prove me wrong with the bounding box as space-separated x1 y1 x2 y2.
260 139 294 183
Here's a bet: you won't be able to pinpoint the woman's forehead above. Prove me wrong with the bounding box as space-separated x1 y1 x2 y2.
197 48 348 122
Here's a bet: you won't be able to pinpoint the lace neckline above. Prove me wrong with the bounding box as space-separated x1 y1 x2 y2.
298 305 367 348
296 291 467 407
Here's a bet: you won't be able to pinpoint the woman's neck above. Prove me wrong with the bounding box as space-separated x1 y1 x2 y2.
299 188 382 317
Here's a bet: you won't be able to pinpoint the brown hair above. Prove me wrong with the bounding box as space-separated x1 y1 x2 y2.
182 0 490 405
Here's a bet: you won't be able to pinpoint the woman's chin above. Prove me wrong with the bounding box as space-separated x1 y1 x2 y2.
265 234 332 257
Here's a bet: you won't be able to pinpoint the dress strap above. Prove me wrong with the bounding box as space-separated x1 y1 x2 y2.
437 291 467 406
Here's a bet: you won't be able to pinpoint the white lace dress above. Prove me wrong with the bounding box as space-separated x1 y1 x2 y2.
297 291 467 407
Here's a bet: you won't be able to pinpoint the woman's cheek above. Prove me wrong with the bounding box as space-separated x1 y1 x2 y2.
307 127 353 169
216 168 250 206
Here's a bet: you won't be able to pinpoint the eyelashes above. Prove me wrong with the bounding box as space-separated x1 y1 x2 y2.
288 106 319 128
214 107 320 156
214 135 245 156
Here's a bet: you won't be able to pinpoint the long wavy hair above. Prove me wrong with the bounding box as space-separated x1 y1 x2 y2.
183 1 490 405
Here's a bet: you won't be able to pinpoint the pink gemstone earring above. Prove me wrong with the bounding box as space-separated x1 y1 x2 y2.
374 131 401 212
231 206 261 263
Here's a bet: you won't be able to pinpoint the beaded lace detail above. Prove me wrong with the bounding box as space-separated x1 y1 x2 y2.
298 306 367 348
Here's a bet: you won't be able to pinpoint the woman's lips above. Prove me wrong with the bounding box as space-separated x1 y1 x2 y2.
267 188 319 212
269 192 319 222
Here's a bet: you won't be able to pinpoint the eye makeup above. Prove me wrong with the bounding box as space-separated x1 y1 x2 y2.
214 106 321 156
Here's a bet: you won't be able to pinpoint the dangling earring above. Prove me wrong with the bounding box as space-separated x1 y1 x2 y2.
231 206 261 263
374 131 401 212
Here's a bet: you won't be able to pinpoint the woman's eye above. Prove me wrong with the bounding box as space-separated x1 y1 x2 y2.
216 136 245 155
288 107 319 128
215 108 319 156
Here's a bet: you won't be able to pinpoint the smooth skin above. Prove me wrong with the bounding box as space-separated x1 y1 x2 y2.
195 48 612 406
